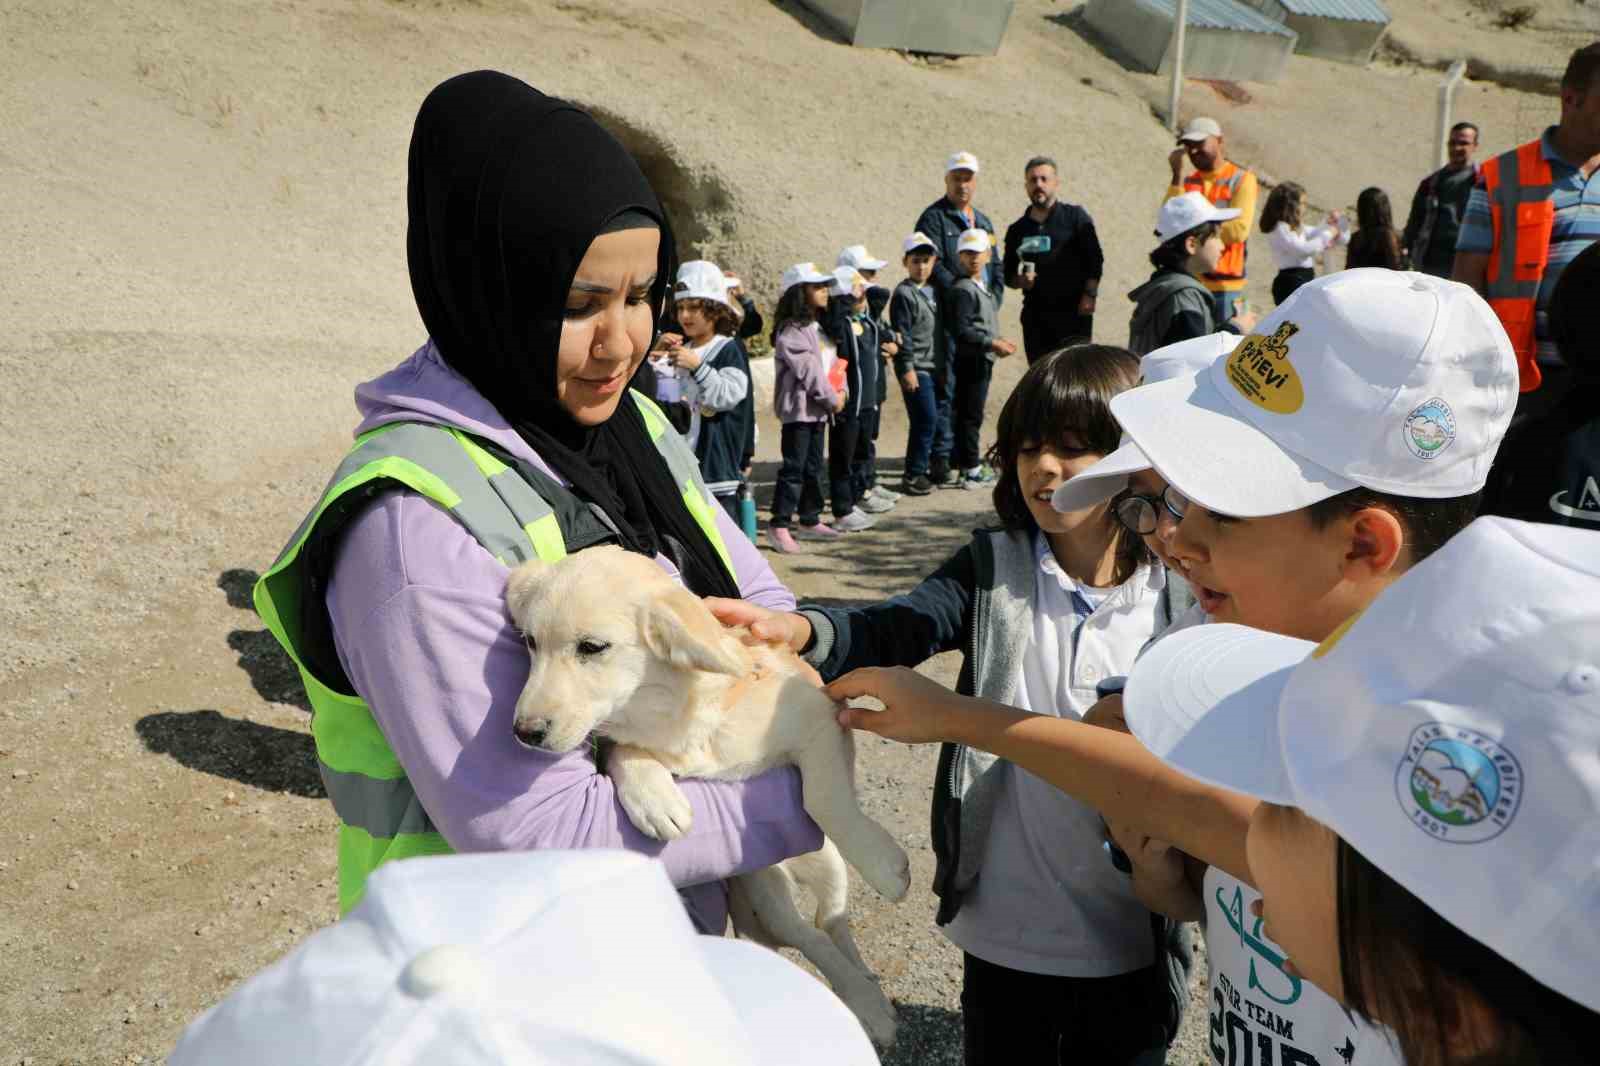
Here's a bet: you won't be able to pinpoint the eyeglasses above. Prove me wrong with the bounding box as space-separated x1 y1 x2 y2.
1114 486 1191 535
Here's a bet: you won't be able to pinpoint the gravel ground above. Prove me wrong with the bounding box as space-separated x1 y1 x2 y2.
1 0 1560 1061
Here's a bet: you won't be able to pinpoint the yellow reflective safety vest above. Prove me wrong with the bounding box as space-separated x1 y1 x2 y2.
253 391 734 913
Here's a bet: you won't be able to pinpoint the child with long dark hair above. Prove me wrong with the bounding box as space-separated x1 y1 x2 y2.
1346 187 1408 270
1260 181 1346 305
767 263 844 554
711 346 1196 1064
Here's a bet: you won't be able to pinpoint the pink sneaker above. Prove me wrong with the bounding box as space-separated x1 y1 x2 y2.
766 526 801 554
794 521 840 540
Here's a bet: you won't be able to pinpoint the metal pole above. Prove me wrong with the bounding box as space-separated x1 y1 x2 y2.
1168 0 1189 135
1436 59 1467 169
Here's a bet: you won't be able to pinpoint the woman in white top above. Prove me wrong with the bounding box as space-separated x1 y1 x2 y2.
1261 181 1347 307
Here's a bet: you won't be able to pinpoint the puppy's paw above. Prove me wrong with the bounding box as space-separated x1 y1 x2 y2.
610 751 694 841
859 843 911 903
841 983 898 1049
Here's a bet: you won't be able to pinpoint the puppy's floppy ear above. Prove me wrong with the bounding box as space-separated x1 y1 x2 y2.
641 586 750 677
504 558 552 628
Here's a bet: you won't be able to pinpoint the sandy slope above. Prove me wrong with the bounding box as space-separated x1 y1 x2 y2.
0 1 1578 1061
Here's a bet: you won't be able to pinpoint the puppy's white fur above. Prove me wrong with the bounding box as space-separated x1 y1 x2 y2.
506 546 908 1046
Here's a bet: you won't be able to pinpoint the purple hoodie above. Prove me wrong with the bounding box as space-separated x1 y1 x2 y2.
773 321 838 424
323 342 823 932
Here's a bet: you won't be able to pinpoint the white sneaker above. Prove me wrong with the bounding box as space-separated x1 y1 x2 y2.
833 509 877 532
857 493 894 514
869 484 902 502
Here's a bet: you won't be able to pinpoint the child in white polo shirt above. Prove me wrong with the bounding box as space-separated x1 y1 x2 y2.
1123 516 1600 1066
827 269 1520 1066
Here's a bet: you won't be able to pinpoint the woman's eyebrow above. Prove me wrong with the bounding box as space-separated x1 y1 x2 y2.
569 275 657 295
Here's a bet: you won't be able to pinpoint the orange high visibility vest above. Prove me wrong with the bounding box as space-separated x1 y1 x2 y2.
1183 161 1248 282
1481 139 1556 393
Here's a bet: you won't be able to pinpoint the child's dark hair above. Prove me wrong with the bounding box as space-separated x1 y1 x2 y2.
1337 842 1595 1066
1260 181 1305 234
986 346 1152 582
675 296 738 338
1150 222 1219 271
770 284 817 345
1304 488 1481 564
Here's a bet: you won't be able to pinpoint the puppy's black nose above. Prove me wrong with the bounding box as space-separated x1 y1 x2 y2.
513 724 547 749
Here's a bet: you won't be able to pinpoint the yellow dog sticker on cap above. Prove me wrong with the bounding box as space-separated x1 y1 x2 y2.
1225 322 1303 414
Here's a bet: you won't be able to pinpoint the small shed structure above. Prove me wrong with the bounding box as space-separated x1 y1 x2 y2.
1082 0 1297 84
794 0 1016 57
1243 0 1391 64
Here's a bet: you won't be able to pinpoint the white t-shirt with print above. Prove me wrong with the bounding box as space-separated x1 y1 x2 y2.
1202 867 1401 1066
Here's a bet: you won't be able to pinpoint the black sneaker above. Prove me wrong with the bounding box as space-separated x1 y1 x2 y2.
928 462 949 485
938 467 962 487
901 475 933 496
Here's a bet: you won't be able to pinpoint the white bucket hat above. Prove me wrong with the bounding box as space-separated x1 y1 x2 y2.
1051 333 1241 514
956 228 992 255
1106 269 1517 518
1155 191 1240 242
1123 516 1600 1015
779 262 834 296
837 245 888 272
674 260 735 311
169 850 879 1065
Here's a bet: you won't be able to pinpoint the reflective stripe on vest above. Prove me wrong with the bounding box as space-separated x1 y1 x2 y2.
253 391 733 913
1185 162 1248 281
1483 139 1556 393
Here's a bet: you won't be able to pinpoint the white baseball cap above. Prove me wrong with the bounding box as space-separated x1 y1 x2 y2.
902 231 938 255
945 150 981 174
1108 269 1517 518
956 228 992 255
674 260 736 311
1051 333 1242 514
1124 516 1600 1014
1177 116 1223 143
837 245 888 272
168 851 880 1065
779 261 834 296
830 265 863 296
723 274 742 290
1154 191 1240 242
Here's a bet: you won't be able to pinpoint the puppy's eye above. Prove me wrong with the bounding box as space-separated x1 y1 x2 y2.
576 639 610 658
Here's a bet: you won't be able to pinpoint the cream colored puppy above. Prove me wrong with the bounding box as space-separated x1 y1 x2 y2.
505 545 907 1046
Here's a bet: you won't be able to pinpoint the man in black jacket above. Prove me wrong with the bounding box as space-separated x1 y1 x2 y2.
1401 122 1480 279
1003 156 1104 363
915 151 1004 484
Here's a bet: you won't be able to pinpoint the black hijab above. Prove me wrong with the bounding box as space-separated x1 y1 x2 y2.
406 71 739 599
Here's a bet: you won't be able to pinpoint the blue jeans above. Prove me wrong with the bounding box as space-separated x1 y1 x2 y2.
930 360 955 473
901 371 938 478
770 421 825 528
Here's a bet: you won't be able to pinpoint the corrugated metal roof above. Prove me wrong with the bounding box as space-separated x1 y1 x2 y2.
1137 0 1297 37
1278 0 1391 23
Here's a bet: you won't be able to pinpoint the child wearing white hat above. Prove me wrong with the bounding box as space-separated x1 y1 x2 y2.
169 850 881 1064
1128 192 1259 357
767 263 846 554
826 269 1521 1066
950 228 1018 490
1123 516 1600 1066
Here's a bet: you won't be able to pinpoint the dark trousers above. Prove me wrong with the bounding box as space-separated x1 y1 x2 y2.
952 351 994 472
930 359 955 474
961 953 1168 1066
715 490 740 526
901 370 939 478
828 415 863 519
1272 267 1315 307
852 406 880 495
1022 309 1092 365
771 421 825 528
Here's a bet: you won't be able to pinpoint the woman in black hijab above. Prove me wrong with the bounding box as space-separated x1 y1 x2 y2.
268 71 820 934
408 69 738 597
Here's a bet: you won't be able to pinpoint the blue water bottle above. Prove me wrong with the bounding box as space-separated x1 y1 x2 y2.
737 481 759 543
